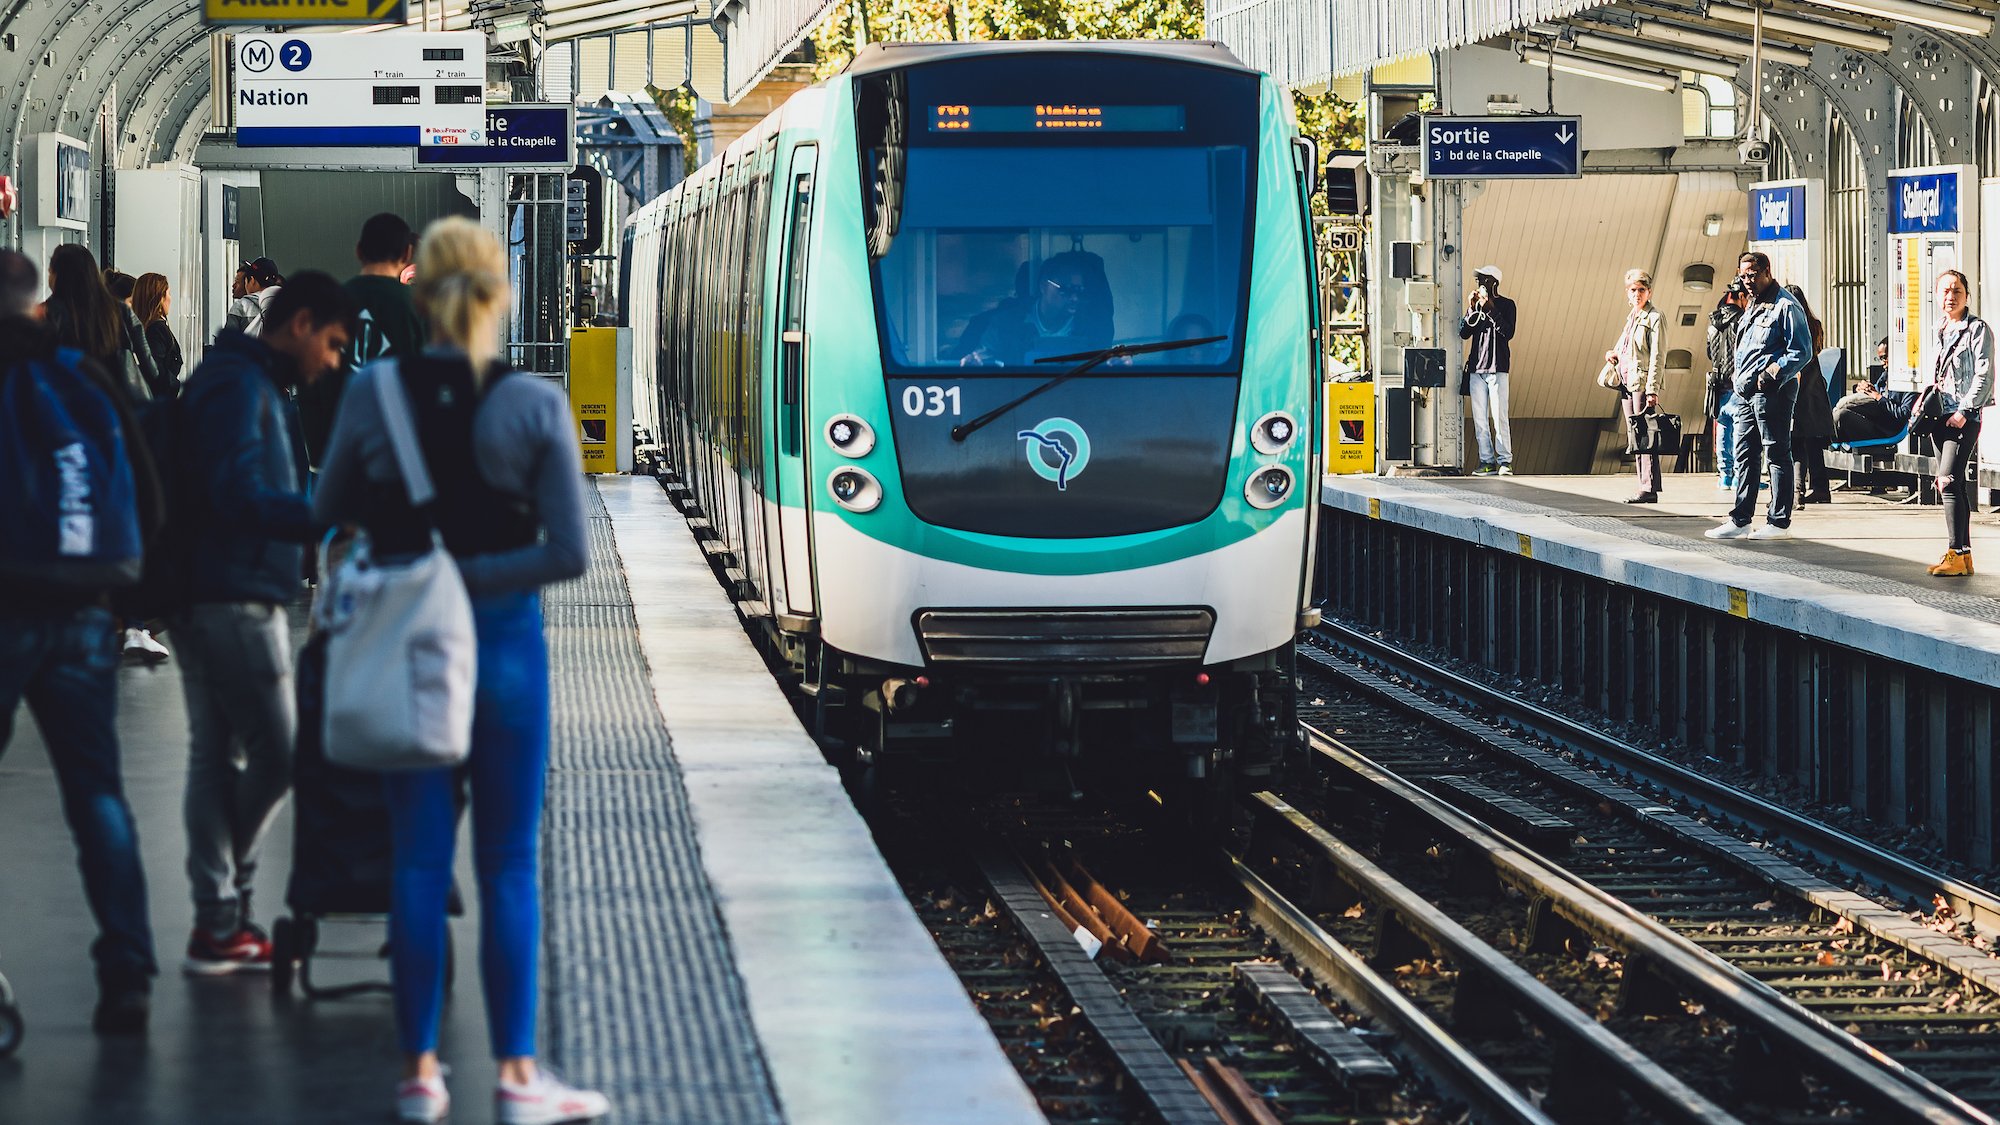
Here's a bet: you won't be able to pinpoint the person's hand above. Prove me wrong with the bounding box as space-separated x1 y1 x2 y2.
959 349 993 368
1604 349 1618 364
1645 393 1659 408
1937 473 1954 493
1948 410 1968 429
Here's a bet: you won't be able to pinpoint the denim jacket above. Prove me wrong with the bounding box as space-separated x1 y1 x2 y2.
1731 286 1812 396
1933 313 1996 413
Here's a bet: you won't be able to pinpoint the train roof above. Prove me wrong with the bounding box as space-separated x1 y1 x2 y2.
844 40 1258 78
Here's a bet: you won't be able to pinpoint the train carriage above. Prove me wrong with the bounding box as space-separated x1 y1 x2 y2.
627 40 1322 801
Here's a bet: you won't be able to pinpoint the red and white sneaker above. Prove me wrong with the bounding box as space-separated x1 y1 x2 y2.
396 1074 451 1123
496 1069 610 1125
183 923 273 975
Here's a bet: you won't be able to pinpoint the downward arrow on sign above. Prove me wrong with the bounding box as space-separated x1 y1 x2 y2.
1555 126 1575 144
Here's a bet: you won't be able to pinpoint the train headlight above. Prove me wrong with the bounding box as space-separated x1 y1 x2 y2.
1251 411 1298 455
1246 465 1294 509
828 467 883 512
826 413 875 457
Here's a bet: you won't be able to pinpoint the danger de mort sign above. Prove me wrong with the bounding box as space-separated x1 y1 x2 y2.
204 0 407 26
1420 115 1582 180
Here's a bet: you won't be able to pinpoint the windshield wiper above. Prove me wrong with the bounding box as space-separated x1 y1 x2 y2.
948 335 1227 443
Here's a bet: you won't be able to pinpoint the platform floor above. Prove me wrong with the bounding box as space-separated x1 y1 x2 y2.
1325 472 2000 681
1389 472 2000 616
0 478 1039 1125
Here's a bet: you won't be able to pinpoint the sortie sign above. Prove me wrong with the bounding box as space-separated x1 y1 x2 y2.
1420 115 1582 180
205 0 407 26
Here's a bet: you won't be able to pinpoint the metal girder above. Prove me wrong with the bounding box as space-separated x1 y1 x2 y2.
68 5 204 160
1768 49 1896 346
148 49 218 166
119 24 216 165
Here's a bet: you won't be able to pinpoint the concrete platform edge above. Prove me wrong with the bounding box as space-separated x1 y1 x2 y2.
592 477 1045 1125
1322 476 2000 686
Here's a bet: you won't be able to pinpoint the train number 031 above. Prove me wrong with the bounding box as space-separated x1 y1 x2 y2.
901 385 962 417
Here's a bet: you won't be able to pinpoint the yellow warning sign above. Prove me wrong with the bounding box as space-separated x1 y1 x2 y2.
204 0 405 26
1324 381 1375 475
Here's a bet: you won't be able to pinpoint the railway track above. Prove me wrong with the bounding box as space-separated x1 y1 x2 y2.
875 792 1510 1124
1282 623 2000 1122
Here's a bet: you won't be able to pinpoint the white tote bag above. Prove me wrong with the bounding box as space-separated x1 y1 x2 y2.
316 363 477 771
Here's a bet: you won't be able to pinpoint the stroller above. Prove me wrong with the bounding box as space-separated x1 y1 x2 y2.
271 631 458 998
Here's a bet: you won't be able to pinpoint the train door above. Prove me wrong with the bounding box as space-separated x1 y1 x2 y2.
773 144 819 616
741 142 778 610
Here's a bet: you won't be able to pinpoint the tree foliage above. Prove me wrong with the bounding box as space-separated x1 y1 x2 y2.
812 0 1205 78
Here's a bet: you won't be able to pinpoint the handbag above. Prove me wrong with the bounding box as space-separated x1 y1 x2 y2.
1910 385 1949 439
1596 360 1623 390
1625 409 1682 455
315 363 477 772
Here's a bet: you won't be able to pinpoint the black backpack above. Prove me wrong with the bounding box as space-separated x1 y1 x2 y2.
114 395 195 619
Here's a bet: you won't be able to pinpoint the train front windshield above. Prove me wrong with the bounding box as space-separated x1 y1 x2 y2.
860 58 1259 375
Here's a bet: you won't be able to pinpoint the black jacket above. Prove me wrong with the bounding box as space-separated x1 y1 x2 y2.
178 329 319 605
144 319 183 395
1457 295 1515 393
0 316 165 612
1704 305 1743 420
1791 356 1836 449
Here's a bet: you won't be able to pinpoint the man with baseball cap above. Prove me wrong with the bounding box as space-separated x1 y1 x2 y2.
1459 264 1517 475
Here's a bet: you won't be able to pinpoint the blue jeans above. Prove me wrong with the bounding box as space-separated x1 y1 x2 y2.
386 591 548 1058
1730 379 1798 529
0 605 157 991
1716 395 1736 487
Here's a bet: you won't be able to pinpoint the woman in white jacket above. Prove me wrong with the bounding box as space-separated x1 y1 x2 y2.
1605 268 1666 502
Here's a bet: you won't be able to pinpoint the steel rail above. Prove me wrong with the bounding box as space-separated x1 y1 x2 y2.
1298 731 1992 1125
1308 619 2000 941
973 846 1225 1125
1227 858 1558 1125
1246 795 1743 1124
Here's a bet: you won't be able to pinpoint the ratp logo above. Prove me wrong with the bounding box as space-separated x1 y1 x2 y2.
1017 418 1091 492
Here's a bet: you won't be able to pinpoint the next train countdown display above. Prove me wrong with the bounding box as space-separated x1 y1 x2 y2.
929 104 1186 132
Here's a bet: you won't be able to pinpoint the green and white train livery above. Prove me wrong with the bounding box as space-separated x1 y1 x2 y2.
626 41 1320 790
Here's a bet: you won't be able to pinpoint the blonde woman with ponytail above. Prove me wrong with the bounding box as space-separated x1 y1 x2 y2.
313 216 600 1125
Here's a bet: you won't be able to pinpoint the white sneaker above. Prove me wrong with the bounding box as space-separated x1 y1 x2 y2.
497 1069 610 1125
1747 523 1792 540
396 1075 450 1123
122 628 170 664
1705 521 1753 540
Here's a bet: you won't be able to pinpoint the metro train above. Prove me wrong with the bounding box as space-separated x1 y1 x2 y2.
623 40 1321 804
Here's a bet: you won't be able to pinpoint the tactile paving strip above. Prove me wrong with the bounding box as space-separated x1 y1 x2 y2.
538 487 782 1124
1377 477 2000 624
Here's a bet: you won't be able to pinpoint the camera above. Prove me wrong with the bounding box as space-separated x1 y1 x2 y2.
1738 138 1772 166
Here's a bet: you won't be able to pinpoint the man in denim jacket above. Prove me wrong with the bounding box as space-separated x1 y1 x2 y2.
1707 251 1813 541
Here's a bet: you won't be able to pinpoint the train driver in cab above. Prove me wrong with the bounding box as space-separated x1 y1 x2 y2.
959 250 1112 367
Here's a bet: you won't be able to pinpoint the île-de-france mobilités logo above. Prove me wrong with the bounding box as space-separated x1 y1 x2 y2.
1016 418 1091 492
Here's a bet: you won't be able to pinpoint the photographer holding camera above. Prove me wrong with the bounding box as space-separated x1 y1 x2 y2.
1458 265 1516 476
1706 251 1813 541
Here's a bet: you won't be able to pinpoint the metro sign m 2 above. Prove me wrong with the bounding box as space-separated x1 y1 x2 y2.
1420 115 1582 180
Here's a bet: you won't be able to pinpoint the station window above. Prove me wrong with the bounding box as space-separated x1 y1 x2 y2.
1896 89 1939 168
1978 76 2000 180
1681 74 1736 140
1827 106 1871 367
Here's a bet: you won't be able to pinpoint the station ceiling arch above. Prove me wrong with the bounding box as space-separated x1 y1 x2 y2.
0 0 825 243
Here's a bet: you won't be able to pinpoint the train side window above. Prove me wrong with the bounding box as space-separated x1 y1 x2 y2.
779 145 818 456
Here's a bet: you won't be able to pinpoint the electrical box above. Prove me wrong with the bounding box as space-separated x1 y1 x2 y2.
1403 347 1448 389
1405 281 1437 312
1382 387 1413 460
1391 241 1420 279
